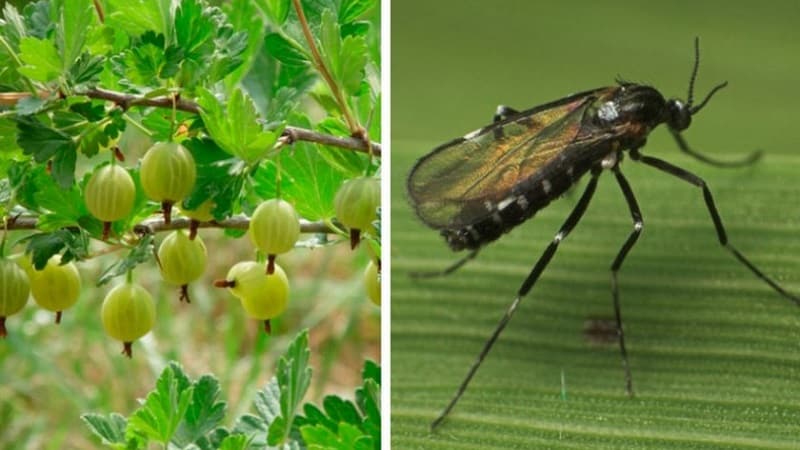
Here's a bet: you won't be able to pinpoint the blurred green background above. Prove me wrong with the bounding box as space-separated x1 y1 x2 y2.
392 1 800 449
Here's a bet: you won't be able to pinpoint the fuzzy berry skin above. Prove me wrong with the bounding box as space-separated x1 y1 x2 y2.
157 230 207 302
334 177 380 248
248 199 300 274
364 260 380 306
28 255 81 323
139 142 196 224
84 164 136 223
101 281 156 357
223 261 290 333
0 258 30 337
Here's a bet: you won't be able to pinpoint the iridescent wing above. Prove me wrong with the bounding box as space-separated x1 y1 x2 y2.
408 88 609 229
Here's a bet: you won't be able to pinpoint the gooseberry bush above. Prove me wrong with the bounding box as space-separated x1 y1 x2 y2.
0 0 380 448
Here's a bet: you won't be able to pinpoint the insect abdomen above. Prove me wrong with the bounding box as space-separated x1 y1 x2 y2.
442 149 599 250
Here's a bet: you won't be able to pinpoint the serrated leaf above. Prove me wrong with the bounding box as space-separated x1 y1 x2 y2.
15 96 47 116
338 0 375 24
321 396 360 427
106 0 168 37
24 0 53 39
277 142 348 221
264 33 310 67
56 0 94 71
16 116 75 164
337 35 367 95
96 234 154 286
261 0 290 25
267 330 312 446
219 434 249 450
81 413 129 446
127 362 193 444
68 52 104 85
24 229 88 270
183 137 246 220
196 88 283 165
18 36 63 82
173 375 227 447
254 377 283 425
51 144 77 187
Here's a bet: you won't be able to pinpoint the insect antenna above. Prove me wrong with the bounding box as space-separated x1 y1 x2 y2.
689 81 728 115
686 37 701 108
685 37 729 115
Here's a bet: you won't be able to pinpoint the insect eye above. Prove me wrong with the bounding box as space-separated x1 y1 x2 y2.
667 100 691 131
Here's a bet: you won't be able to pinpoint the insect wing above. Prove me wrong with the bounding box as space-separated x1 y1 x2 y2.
408 90 602 230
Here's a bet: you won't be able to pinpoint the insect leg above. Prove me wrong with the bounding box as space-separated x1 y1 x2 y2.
431 170 601 430
609 166 643 396
631 149 800 306
409 249 479 279
670 129 762 168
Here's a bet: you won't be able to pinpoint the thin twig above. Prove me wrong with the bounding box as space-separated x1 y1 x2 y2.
291 0 361 135
4 215 334 235
84 87 381 155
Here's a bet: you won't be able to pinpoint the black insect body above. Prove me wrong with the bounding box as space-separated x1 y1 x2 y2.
406 39 799 430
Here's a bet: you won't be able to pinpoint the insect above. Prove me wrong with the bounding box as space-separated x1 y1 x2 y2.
406 38 800 430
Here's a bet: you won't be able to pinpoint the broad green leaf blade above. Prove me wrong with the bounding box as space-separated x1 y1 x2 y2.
17 36 63 82
264 33 309 67
16 116 75 164
267 329 312 446
106 0 169 37
338 0 375 24
392 142 800 449
173 375 228 447
96 234 155 286
81 413 129 446
196 88 283 165
127 362 194 444
56 0 94 71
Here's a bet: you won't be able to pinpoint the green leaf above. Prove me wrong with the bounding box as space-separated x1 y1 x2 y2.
264 33 309 67
51 143 77 187
16 116 75 163
260 0 290 25
254 377 282 424
81 413 129 446
338 0 375 24
127 362 194 445
17 36 63 82
68 52 105 85
267 330 312 446
24 0 53 40
218 434 249 450
173 375 228 447
196 88 283 165
183 137 246 220
56 0 94 72
15 158 87 218
24 228 89 269
337 34 367 95
96 234 154 286
106 0 169 37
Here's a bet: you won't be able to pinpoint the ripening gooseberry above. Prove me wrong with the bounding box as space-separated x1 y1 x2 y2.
215 261 289 333
364 260 380 306
28 255 81 323
0 258 30 337
157 230 207 302
84 164 136 240
248 199 300 274
101 281 155 357
139 142 196 224
334 177 380 248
